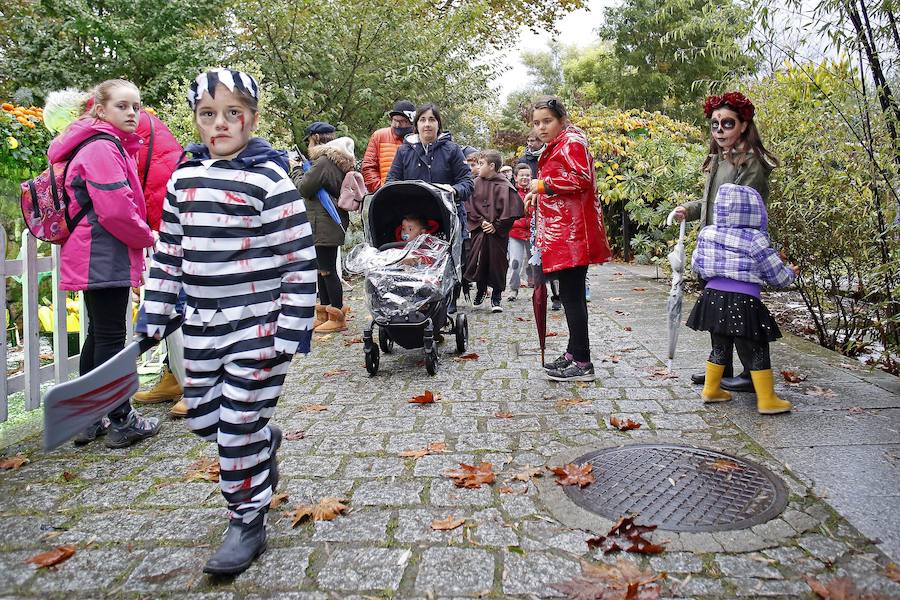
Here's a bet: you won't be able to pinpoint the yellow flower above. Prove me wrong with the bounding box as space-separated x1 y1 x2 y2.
6 136 18 149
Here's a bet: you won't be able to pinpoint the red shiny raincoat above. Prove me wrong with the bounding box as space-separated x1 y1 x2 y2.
535 125 611 273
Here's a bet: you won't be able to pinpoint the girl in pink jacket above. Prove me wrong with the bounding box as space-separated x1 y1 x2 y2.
47 79 160 448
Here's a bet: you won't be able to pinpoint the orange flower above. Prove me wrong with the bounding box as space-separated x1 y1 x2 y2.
1 103 13 111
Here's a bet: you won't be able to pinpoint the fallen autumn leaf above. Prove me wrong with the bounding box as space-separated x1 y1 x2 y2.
609 416 641 431
184 458 219 482
551 557 666 599
0 455 29 470
410 390 437 404
270 492 290 510
549 463 595 487
289 497 349 527
445 462 495 488
431 515 466 531
25 545 76 569
587 515 667 555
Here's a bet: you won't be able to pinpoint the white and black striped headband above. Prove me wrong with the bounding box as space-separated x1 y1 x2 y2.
187 69 259 110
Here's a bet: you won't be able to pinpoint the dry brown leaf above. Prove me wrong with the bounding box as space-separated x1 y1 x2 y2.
551 557 666 599
704 459 744 473
848 406 865 415
399 441 446 458
647 368 677 380
285 429 306 440
546 331 559 337
780 370 808 384
445 462 495 488
323 368 347 377
623 326 633 332
805 575 896 600
302 404 329 412
184 458 219 482
602 355 621 363
0 455 29 470
457 352 480 361
886 563 900 583
343 336 363 347
608 297 624 301
632 287 647 292
494 411 514 419
556 397 591 409
431 515 466 531
270 492 290 510
805 385 837 398
609 416 642 431
509 465 544 482
587 516 667 555
289 497 349 527
25 545 76 569
410 390 438 404
550 463 595 487
62 470 76 482
498 485 515 494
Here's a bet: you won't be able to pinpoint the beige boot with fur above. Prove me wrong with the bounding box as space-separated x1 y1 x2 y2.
312 304 328 329
314 305 348 333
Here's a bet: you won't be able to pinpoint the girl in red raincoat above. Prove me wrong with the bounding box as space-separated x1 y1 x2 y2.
526 96 611 382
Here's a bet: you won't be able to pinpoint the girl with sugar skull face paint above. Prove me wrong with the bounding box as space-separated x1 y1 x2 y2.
143 68 318 576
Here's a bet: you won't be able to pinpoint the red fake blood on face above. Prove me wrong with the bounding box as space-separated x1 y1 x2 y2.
238 113 246 131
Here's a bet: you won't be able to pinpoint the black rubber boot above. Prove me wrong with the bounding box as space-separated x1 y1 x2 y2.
203 514 267 576
721 372 754 392
691 364 734 385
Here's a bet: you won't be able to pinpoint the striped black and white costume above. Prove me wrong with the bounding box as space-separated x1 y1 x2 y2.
144 138 317 524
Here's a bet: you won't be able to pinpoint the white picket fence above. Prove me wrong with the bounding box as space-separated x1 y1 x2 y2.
1 226 139 424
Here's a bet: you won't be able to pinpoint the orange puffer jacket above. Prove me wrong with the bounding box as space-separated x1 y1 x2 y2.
361 127 403 192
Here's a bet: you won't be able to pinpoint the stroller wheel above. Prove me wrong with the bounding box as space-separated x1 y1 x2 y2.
378 327 394 354
425 347 438 376
364 328 380 376
455 313 468 353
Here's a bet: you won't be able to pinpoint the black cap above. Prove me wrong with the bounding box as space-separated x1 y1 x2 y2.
304 121 336 140
388 100 416 120
461 145 480 158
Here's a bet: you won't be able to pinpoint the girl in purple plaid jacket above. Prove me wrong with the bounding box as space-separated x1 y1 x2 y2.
686 184 799 414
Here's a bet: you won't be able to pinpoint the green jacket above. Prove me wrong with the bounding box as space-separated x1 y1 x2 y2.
684 151 772 226
292 138 354 247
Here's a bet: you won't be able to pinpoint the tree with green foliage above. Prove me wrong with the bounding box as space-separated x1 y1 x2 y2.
0 0 228 106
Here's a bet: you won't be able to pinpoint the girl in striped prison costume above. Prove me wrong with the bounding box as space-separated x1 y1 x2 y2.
143 69 317 575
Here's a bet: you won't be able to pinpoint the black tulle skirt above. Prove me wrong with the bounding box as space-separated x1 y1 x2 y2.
686 288 781 342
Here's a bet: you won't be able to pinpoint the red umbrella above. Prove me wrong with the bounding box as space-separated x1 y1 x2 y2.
532 268 548 364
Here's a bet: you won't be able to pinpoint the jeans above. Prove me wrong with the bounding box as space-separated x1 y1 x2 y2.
507 237 532 291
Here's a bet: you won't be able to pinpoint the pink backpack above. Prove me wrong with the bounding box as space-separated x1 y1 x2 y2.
20 133 125 244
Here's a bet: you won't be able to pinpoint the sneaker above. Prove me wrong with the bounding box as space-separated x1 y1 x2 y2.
473 289 486 307
491 299 503 313
543 353 573 371
585 287 592 302
546 362 596 382
551 300 562 311
73 418 110 446
105 410 162 449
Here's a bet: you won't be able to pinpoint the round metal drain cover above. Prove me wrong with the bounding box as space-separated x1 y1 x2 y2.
563 444 788 532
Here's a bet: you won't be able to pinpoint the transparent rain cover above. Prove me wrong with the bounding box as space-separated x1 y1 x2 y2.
345 234 453 320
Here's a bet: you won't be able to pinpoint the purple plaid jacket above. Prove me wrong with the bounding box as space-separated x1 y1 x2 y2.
691 184 795 289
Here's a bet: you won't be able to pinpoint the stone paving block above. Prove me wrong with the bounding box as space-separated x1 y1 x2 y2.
59 509 152 543
500 495 539 520
798 533 849 563
394 508 466 544
305 419 362 436
455 433 515 452
0 459 73 485
0 550 38 589
450 402 503 417
543 414 601 430
316 547 410 591
649 552 704 574
30 547 143 593
62 480 148 510
711 530 774 552
281 478 354 503
672 577 725 597
678 532 726 553
420 417 479 434
616 400 664 413
414 547 495 597
781 508 821 534
502 551 580 597
359 416 417 434
353 481 422 506
139 482 217 507
279 455 342 479
386 434 447 454
750 518 796 541
234 546 314 589
315 435 384 455
472 508 518 546
623 387 672 401
486 417 542 433
139 434 203 456
429 479 493 508
0 516 66 550
136 508 223 542
139 456 195 480
649 412 709 431
344 457 405 478
122 547 208 593
732 578 811 596
311 509 390 542
413 454 476 477
246 593 324 600
520 521 591 555
715 554 782 579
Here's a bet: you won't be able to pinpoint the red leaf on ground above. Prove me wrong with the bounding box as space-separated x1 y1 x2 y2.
25 545 76 568
551 557 666 599
0 455 29 470
623 326 633 332
302 404 328 412
587 516 667 555
445 462 495 488
602 355 621 363
62 470 76 482
609 416 641 431
647 368 678 380
343 337 363 347
285 430 306 440
323 368 347 377
457 353 480 361
546 331 559 337
780 370 808 384
494 411 514 418
289 497 349 526
549 463 595 487
410 390 437 404
704 459 744 473
515 316 530 322
805 385 837 398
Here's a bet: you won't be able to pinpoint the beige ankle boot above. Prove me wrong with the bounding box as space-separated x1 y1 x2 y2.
314 306 348 333
312 304 327 329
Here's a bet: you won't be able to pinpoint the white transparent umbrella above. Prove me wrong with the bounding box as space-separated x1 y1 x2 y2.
665 211 687 372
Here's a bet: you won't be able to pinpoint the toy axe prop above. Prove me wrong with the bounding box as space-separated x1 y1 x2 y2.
42 315 183 451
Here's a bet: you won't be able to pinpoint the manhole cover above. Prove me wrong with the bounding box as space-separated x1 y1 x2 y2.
563 444 788 532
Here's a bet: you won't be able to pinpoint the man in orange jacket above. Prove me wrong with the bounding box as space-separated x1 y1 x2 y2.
362 100 415 193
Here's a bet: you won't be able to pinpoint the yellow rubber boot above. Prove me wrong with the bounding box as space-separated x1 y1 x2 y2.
751 369 792 414
312 304 327 329
702 362 733 403
314 306 348 333
133 367 182 404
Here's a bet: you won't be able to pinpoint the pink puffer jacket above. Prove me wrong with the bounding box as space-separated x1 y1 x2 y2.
47 118 155 290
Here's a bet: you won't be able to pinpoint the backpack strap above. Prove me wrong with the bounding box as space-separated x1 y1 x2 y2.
61 133 128 233
141 113 155 190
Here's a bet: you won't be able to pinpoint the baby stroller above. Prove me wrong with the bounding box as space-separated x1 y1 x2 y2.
345 181 468 376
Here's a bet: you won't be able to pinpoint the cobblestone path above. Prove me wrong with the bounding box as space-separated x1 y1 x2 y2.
1 265 898 599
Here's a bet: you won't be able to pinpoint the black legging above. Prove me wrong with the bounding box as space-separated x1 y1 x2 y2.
81 287 132 421
555 265 590 363
709 334 771 371
316 245 343 309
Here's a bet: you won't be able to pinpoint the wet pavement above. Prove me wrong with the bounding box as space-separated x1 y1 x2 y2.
0 263 898 599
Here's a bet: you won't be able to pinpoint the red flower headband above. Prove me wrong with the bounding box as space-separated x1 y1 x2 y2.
703 92 755 122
